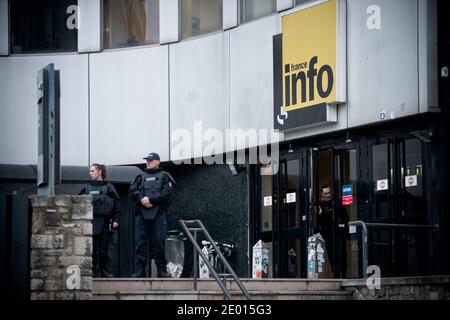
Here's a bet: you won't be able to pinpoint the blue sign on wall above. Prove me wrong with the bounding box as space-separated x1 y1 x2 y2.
342 184 352 195
342 184 353 206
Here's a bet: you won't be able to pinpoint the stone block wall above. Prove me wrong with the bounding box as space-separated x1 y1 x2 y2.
343 276 450 300
29 195 93 300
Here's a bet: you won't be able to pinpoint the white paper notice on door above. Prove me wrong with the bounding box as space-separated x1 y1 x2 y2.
377 179 389 191
405 175 418 187
286 192 296 203
263 196 272 207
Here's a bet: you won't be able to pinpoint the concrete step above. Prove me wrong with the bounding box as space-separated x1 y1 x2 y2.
94 290 352 300
93 278 344 292
92 278 352 300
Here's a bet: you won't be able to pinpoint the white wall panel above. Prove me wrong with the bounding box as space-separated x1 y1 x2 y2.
78 0 102 53
0 0 8 56
223 0 238 30
418 0 438 112
277 0 294 12
89 46 169 164
347 0 419 127
229 15 280 148
169 33 230 161
160 0 179 44
0 54 89 165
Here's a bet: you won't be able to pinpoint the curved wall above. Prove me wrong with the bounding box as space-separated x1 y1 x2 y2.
0 0 438 166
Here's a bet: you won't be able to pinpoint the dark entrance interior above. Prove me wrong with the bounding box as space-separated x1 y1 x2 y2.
252 114 448 278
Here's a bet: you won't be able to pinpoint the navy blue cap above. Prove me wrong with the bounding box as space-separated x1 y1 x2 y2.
143 152 160 161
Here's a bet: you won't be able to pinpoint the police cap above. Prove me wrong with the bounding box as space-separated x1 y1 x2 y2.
143 152 160 161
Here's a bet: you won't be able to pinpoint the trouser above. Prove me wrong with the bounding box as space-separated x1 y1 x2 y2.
135 212 167 272
93 218 113 274
323 232 347 278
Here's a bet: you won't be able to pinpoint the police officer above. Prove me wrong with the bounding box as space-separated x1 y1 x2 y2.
79 164 121 278
129 152 176 278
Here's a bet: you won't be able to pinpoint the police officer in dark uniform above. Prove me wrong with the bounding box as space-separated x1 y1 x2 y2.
317 184 349 278
79 164 121 278
129 152 176 278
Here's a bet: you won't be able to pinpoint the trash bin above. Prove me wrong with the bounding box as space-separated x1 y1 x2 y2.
165 230 186 278
307 233 326 279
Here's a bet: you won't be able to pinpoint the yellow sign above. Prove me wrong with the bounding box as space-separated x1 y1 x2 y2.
282 0 338 112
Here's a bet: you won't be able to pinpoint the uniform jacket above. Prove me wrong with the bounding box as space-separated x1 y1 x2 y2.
79 180 121 234
128 168 175 219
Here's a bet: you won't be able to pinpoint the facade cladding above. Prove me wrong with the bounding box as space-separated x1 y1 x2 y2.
0 0 449 280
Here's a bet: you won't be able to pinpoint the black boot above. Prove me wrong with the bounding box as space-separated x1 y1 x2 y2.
100 269 114 278
131 265 146 278
157 265 169 278
157 270 170 278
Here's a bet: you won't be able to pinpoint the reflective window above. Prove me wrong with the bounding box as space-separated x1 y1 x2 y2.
10 0 78 54
260 168 273 232
372 143 391 220
284 160 301 228
103 0 159 49
180 0 223 40
401 139 425 217
295 0 314 6
240 0 276 23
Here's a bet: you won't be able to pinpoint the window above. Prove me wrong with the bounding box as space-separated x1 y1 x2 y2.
372 143 391 220
10 0 78 54
103 0 159 49
240 0 276 23
260 171 273 232
180 0 223 40
295 0 314 5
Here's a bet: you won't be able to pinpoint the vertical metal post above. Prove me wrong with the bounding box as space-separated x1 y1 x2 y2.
362 222 368 279
193 230 197 291
37 63 60 196
349 221 368 278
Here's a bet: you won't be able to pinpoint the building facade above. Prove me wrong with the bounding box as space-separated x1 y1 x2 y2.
1 0 449 280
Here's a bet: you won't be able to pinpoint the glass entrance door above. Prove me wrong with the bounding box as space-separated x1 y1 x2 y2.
369 136 428 276
311 145 359 279
256 144 359 279
257 151 308 278
278 158 304 278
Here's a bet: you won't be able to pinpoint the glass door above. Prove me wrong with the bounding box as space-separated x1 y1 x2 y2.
334 148 359 278
257 150 308 278
369 135 429 276
278 158 303 278
312 144 359 279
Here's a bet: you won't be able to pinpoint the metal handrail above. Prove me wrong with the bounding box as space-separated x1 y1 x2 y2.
348 220 439 278
178 219 251 300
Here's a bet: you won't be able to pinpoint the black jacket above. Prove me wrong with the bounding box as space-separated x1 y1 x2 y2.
79 180 121 223
317 200 349 239
128 168 175 210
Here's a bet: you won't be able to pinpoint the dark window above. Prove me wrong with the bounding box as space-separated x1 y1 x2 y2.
10 0 78 54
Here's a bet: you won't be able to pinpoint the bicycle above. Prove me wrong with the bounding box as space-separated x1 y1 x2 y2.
198 240 234 278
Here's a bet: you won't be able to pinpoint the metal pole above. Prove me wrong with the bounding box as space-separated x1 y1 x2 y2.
37 64 60 196
179 220 234 300
365 222 439 230
193 230 197 291
348 221 368 279
348 220 438 279
196 220 251 300
362 222 368 279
